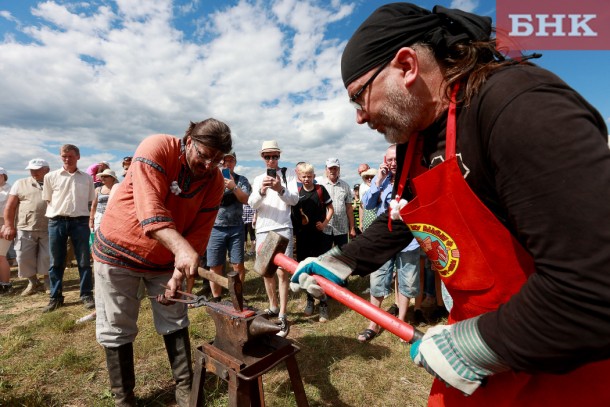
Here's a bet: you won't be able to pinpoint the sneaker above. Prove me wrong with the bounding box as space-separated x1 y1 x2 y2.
264 307 279 318
304 298 314 316
81 295 96 310
276 316 290 337
318 302 329 323
0 283 13 296
209 296 222 303
412 308 427 327
43 297 64 313
21 282 41 296
75 312 96 324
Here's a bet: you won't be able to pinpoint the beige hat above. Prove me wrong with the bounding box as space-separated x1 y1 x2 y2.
99 169 118 182
260 140 281 154
361 168 377 179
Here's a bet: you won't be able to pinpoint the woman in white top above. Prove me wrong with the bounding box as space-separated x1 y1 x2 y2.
89 169 119 231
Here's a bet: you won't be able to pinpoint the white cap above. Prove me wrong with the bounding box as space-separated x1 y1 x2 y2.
0 167 6 176
25 158 50 170
325 157 340 168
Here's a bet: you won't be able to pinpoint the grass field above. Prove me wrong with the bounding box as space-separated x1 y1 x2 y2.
0 258 434 406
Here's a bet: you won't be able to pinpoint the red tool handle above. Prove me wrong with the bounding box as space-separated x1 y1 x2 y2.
273 252 424 344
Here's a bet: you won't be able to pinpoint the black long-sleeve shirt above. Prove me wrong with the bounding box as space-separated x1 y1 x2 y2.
341 64 610 374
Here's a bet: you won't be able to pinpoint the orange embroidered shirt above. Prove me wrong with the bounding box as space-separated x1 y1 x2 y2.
93 134 223 272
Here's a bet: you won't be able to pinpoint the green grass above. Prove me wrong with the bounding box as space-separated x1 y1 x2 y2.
0 261 433 406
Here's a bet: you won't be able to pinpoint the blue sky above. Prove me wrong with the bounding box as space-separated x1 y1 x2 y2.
1 0 608 188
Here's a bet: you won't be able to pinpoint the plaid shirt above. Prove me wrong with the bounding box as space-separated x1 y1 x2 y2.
242 203 255 224
319 177 353 235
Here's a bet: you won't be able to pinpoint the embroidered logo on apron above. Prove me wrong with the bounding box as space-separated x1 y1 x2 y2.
408 223 460 277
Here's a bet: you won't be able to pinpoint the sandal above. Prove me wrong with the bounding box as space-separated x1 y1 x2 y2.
357 328 379 343
387 303 399 317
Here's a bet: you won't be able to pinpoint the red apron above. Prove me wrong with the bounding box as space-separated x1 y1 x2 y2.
396 89 610 407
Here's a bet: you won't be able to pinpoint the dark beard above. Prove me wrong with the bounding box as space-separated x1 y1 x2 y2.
378 81 424 144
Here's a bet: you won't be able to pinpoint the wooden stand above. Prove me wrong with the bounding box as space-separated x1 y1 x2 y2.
190 335 309 407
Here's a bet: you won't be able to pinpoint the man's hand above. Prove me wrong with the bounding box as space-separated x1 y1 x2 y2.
289 247 356 298
262 174 282 193
377 163 389 186
1 224 16 241
349 226 357 238
150 227 200 279
173 246 200 280
163 268 185 302
409 316 509 396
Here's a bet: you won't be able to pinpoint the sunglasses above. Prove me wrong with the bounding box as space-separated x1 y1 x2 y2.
263 155 280 161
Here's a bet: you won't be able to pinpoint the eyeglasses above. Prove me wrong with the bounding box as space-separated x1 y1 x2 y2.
349 60 391 111
263 155 280 161
192 141 224 168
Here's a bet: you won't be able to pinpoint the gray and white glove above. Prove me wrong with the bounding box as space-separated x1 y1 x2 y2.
410 316 510 395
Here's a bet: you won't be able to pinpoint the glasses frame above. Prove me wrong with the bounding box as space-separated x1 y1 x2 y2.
262 155 280 161
191 140 224 168
349 60 391 111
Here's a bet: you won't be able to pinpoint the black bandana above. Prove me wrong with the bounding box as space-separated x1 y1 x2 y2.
341 3 492 87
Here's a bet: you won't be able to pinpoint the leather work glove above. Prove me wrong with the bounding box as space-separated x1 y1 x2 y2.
289 247 356 298
409 316 510 396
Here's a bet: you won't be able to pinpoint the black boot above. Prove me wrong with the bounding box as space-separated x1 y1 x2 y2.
104 343 136 407
164 328 193 407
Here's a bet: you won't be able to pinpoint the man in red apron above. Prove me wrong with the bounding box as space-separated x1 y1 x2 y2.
290 3 610 406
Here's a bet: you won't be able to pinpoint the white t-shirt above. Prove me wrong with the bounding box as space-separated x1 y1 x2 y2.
248 170 299 233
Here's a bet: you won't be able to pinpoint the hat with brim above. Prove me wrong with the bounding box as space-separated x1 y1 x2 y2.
361 168 377 179
260 140 281 154
25 158 50 170
99 169 118 182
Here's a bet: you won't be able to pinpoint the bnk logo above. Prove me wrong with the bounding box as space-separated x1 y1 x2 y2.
497 0 609 50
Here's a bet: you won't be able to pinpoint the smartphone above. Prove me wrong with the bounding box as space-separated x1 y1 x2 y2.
221 168 231 179
266 168 277 178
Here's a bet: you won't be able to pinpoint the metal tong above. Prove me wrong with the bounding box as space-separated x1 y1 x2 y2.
148 284 208 308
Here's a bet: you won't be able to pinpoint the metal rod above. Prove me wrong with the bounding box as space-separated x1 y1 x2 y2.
273 253 424 343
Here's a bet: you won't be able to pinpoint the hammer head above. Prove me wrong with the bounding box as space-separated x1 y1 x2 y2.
254 231 289 277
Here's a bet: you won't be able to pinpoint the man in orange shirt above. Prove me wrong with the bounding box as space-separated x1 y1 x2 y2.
92 118 232 407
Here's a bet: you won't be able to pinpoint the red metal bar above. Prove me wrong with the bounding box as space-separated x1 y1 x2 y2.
273 252 424 343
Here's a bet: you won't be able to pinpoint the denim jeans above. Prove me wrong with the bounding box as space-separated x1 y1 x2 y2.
370 248 420 298
48 217 93 299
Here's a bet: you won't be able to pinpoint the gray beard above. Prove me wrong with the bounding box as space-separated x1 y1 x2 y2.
378 81 424 144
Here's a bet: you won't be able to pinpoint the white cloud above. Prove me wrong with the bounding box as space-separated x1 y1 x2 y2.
0 10 18 23
449 0 479 12
0 0 386 187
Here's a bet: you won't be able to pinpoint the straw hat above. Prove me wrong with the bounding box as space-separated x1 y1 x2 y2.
260 140 281 154
99 169 118 182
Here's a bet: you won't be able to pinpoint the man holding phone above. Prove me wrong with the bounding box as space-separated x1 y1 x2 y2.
248 140 298 337
206 150 251 301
